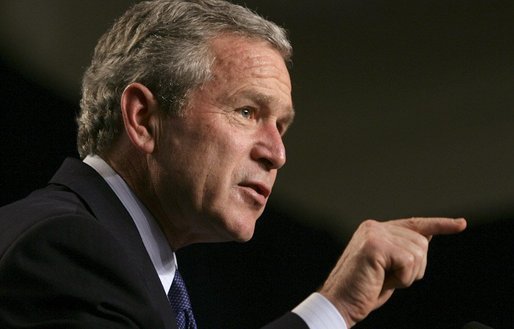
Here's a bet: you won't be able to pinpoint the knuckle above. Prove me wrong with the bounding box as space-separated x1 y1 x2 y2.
414 248 425 261
360 219 379 230
361 237 381 255
404 252 416 267
358 220 390 255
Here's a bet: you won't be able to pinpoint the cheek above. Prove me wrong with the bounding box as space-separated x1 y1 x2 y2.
205 129 250 171
168 118 254 195
200 139 251 203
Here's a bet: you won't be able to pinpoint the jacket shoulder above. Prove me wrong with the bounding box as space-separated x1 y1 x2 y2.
0 184 93 252
0 193 169 329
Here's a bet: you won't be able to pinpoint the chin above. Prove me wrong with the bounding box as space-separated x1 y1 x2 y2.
227 223 256 243
232 231 255 243
221 214 259 243
207 204 263 243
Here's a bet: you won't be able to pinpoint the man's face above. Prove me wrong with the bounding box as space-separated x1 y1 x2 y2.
151 35 294 246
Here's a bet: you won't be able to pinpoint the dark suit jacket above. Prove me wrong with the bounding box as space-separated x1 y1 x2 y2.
0 158 308 329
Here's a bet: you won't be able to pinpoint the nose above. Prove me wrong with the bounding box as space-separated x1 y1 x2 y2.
251 123 286 170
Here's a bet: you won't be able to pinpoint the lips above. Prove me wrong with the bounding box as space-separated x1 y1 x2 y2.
238 181 271 205
243 182 271 198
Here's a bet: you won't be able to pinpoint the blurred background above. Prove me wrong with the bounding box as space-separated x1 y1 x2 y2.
1 1 513 328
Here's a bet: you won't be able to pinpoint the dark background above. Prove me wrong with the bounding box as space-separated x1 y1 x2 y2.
1 1 513 328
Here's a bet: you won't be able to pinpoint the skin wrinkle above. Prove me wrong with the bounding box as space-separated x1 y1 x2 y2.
127 34 295 249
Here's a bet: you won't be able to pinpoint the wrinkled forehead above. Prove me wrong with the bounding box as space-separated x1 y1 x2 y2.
208 34 292 88
179 34 294 125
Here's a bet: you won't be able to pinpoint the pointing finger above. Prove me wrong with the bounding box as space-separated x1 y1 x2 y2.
390 217 467 237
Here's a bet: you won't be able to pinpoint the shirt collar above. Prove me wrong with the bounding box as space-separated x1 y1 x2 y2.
83 155 176 294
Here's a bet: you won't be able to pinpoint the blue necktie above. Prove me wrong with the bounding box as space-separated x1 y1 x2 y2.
168 270 198 329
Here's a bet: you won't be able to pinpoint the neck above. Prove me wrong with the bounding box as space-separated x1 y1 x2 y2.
103 148 210 250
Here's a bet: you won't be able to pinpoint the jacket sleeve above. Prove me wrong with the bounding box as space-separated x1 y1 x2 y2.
261 312 309 329
0 214 172 329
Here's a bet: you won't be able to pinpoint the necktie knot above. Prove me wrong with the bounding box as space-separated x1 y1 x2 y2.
168 270 197 329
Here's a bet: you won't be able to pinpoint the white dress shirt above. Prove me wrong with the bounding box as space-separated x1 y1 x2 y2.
84 155 176 294
83 155 347 329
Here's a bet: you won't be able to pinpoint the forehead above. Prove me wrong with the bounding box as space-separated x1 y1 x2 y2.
204 35 294 115
209 35 290 83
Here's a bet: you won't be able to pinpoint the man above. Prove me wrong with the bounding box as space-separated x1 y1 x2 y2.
0 0 466 328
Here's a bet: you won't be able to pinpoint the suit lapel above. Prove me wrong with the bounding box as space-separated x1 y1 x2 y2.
50 157 177 329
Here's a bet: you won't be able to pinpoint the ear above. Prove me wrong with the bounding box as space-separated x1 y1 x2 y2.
120 83 160 154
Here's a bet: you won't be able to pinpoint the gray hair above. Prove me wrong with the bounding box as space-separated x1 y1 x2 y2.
76 0 292 158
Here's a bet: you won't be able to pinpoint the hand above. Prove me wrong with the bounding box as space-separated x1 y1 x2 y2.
319 217 467 327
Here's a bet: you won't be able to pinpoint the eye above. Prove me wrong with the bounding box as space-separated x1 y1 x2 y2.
237 107 255 119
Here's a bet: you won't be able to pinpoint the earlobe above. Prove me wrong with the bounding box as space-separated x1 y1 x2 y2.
120 83 159 154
